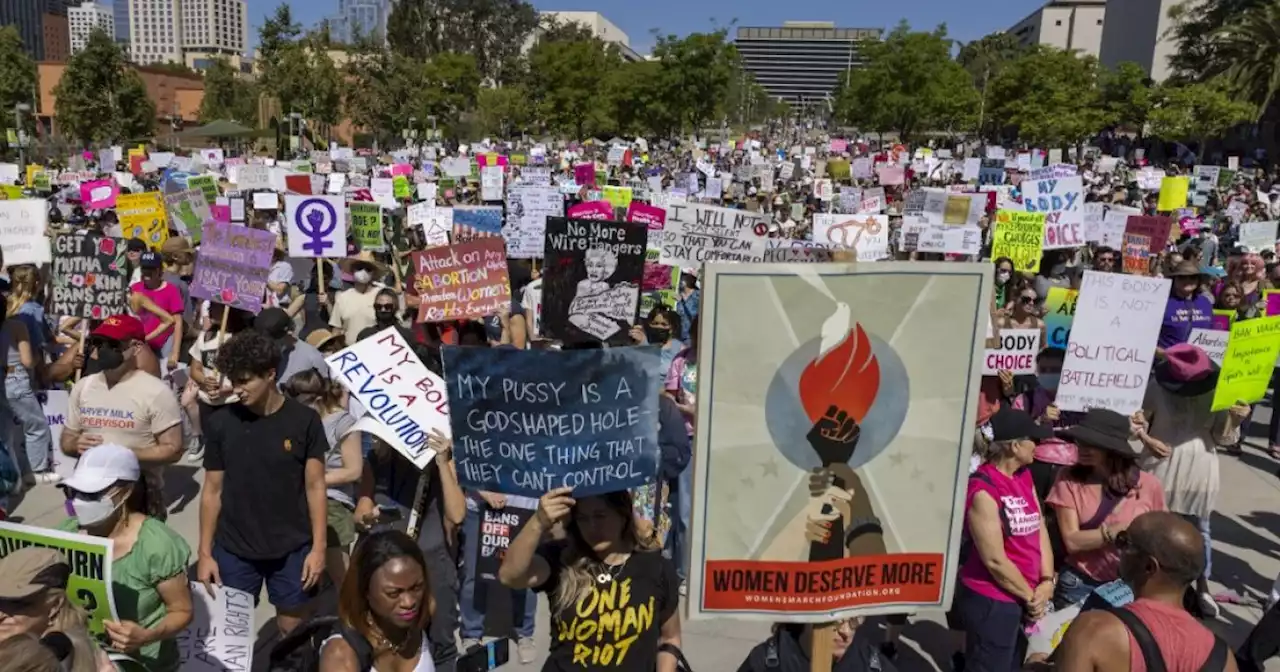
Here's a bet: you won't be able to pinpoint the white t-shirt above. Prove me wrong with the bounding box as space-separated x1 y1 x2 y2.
188 331 238 405
321 633 435 672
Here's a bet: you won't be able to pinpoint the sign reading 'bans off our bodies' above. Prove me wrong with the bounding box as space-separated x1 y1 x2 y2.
412 238 511 322
441 346 662 498
1056 272 1170 415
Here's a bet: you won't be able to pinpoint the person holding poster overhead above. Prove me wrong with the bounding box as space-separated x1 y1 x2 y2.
1134 344 1249 619
499 489 683 672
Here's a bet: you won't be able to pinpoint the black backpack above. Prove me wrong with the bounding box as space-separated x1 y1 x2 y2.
1108 606 1232 672
267 615 374 672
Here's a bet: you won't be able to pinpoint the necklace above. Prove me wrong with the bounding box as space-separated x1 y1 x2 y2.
595 554 631 584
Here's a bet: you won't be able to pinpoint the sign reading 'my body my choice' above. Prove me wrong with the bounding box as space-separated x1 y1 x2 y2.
442 346 662 498
1022 176 1085 249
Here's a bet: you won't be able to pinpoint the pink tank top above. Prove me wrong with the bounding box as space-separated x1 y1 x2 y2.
1126 598 1217 672
958 463 1043 603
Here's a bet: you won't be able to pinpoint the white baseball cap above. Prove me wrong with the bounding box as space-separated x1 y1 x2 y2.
61 443 140 494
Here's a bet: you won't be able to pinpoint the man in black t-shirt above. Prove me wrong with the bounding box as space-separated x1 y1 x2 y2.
195 330 329 636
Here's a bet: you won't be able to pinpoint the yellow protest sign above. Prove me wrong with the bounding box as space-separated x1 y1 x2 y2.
115 192 168 249
0 185 21 199
602 185 633 209
944 195 972 225
1211 315 1280 411
1157 176 1189 211
992 210 1046 272
25 164 43 187
827 159 850 181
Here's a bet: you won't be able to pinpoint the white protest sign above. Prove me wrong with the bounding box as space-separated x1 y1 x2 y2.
371 177 396 207
235 164 270 190
812 214 889 262
326 326 449 469
962 158 981 181
327 173 347 195
982 328 1040 375
1188 328 1228 366
417 182 438 203
504 185 562 258
480 165 504 202
176 584 254 671
41 390 78 481
1022 176 1085 249
253 192 279 210
1057 272 1170 414
0 199 51 266
658 203 767 267
1095 206 1140 249
1238 221 1278 253
284 195 347 258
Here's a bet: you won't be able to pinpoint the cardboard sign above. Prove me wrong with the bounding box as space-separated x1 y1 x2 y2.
191 222 276 314
50 234 127 319
0 522 118 639
1057 272 1170 414
504 185 563 259
115 192 168 250
175 584 255 672
412 238 511 322
441 346 662 498
350 203 385 252
327 326 450 468
1211 316 1280 411
983 329 1041 375
165 188 213 242
658 203 768 267
1188 328 1228 367
542 218 646 344
0 198 52 265
813 214 889 262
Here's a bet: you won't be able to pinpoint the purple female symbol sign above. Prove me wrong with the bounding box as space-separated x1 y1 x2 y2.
285 195 347 258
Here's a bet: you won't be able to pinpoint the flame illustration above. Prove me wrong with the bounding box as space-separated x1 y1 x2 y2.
797 323 881 424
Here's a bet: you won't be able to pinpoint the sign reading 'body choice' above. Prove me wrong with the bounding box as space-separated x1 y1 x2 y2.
983 329 1040 375
442 346 662 498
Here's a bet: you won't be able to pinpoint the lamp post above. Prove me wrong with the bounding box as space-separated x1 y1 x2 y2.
289 111 301 158
13 103 30 171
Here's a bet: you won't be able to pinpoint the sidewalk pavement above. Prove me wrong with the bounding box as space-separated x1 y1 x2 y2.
11 400 1280 671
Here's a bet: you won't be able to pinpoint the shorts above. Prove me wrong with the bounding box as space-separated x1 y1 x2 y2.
326 499 356 549
213 542 316 611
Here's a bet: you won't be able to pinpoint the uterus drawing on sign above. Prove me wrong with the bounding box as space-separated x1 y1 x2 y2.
568 246 638 341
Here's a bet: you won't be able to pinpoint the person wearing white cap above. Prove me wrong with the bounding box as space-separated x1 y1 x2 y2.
56 443 193 672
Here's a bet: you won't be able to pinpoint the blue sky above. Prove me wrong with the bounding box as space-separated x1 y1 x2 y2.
244 0 1046 53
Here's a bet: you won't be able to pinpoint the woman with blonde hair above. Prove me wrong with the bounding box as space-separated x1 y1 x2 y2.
1217 252 1272 309
284 368 364 587
499 488 684 672
2 267 56 485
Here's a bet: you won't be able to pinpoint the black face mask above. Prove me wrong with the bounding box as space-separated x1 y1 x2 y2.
88 341 126 374
645 326 671 344
375 311 397 326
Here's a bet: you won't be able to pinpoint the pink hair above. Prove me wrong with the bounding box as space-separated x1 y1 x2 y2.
1240 253 1267 282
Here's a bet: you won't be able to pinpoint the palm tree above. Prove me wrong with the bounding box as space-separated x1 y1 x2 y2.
1215 2 1280 120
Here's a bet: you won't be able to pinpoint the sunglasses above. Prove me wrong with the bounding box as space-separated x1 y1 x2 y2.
1019 296 1039 304
374 304 397 313
0 594 41 614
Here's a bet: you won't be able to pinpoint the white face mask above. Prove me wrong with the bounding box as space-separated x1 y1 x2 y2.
353 270 373 284
73 490 123 527
996 271 1012 284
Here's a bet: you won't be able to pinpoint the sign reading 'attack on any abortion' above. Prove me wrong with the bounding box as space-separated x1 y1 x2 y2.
441 345 662 497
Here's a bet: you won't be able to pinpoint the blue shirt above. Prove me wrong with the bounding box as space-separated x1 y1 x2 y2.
676 289 700 342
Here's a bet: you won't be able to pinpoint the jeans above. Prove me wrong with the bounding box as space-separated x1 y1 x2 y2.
663 458 693 582
1053 564 1105 610
956 583 1027 672
1180 513 1212 580
458 507 535 640
5 371 52 474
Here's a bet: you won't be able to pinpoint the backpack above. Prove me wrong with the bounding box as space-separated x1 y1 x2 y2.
1108 606 1231 672
268 615 374 672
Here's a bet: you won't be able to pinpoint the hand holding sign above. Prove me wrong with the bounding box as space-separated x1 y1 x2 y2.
535 486 576 529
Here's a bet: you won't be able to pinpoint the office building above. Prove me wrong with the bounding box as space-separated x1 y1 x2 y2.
734 22 882 107
180 0 247 70
0 0 72 61
68 1 113 53
332 0 388 44
1008 0 1106 57
1099 0 1180 82
128 0 181 64
113 0 130 54
537 10 641 61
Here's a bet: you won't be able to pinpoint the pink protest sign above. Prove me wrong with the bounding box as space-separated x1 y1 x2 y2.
477 153 509 168
568 201 613 220
80 179 119 209
1266 290 1280 317
627 203 675 291
626 202 665 229
391 163 413 177
574 163 596 187
211 204 231 223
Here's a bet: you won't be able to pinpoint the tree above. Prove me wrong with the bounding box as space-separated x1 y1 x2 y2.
832 22 979 141
527 33 618 138
1166 0 1268 82
1213 3 1280 120
387 0 538 85
957 32 1026 139
1147 79 1254 160
146 61 202 78
1099 61 1154 133
651 30 738 133
54 29 154 145
603 59 678 137
475 85 534 137
987 46 1111 148
0 26 38 127
199 57 256 123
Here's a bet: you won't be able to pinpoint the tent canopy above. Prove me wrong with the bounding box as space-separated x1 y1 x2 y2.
176 120 255 138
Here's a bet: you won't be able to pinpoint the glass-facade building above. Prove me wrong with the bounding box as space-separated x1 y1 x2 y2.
734 23 882 108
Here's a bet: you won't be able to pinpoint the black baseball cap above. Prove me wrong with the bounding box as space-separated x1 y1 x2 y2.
125 238 148 253
254 307 293 340
138 251 163 269
988 408 1053 442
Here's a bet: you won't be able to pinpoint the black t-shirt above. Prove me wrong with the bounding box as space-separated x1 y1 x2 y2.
535 544 678 672
204 397 326 559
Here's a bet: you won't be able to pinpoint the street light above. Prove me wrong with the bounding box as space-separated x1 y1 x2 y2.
13 103 30 171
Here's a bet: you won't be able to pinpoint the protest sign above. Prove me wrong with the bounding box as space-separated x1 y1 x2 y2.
542 217 646 343
0 199 52 265
409 204 452 248
452 206 503 241
480 165 504 202
0 522 118 639
350 203 385 252
1044 287 1078 349
441 346 662 498
1022 176 1084 248
412 238 511 322
50 234 127 319
628 203 675 292
1057 272 1169 414
471 505 536 629
983 329 1040 375
658 203 768 267
1211 316 1280 411
503 185 563 258
688 262 991 621
236 164 271 190
1157 176 1189 211
165 188 212 242
41 390 78 481
1267 290 1280 317
187 174 219 204
567 200 613 220
191 222 275 314
327 326 450 468
80 179 118 209
992 211 1046 272
176 584 254 672
285 195 347 258
573 163 595 187
812 214 889 262
602 186 633 210
1188 328 1229 367
1238 220 1279 253
1122 215 1172 274
116 192 168 249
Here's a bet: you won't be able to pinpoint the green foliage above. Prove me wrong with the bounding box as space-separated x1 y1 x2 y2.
0 25 39 125
146 61 202 79
475 85 534 137
54 30 154 146
527 34 618 138
651 31 738 132
833 22 979 140
387 0 538 85
1212 2 1280 120
1099 61 1154 132
1147 79 1253 150
257 6 343 129
957 31 1026 87
1166 0 1268 82
345 35 481 144
199 58 257 124
987 46 1111 147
